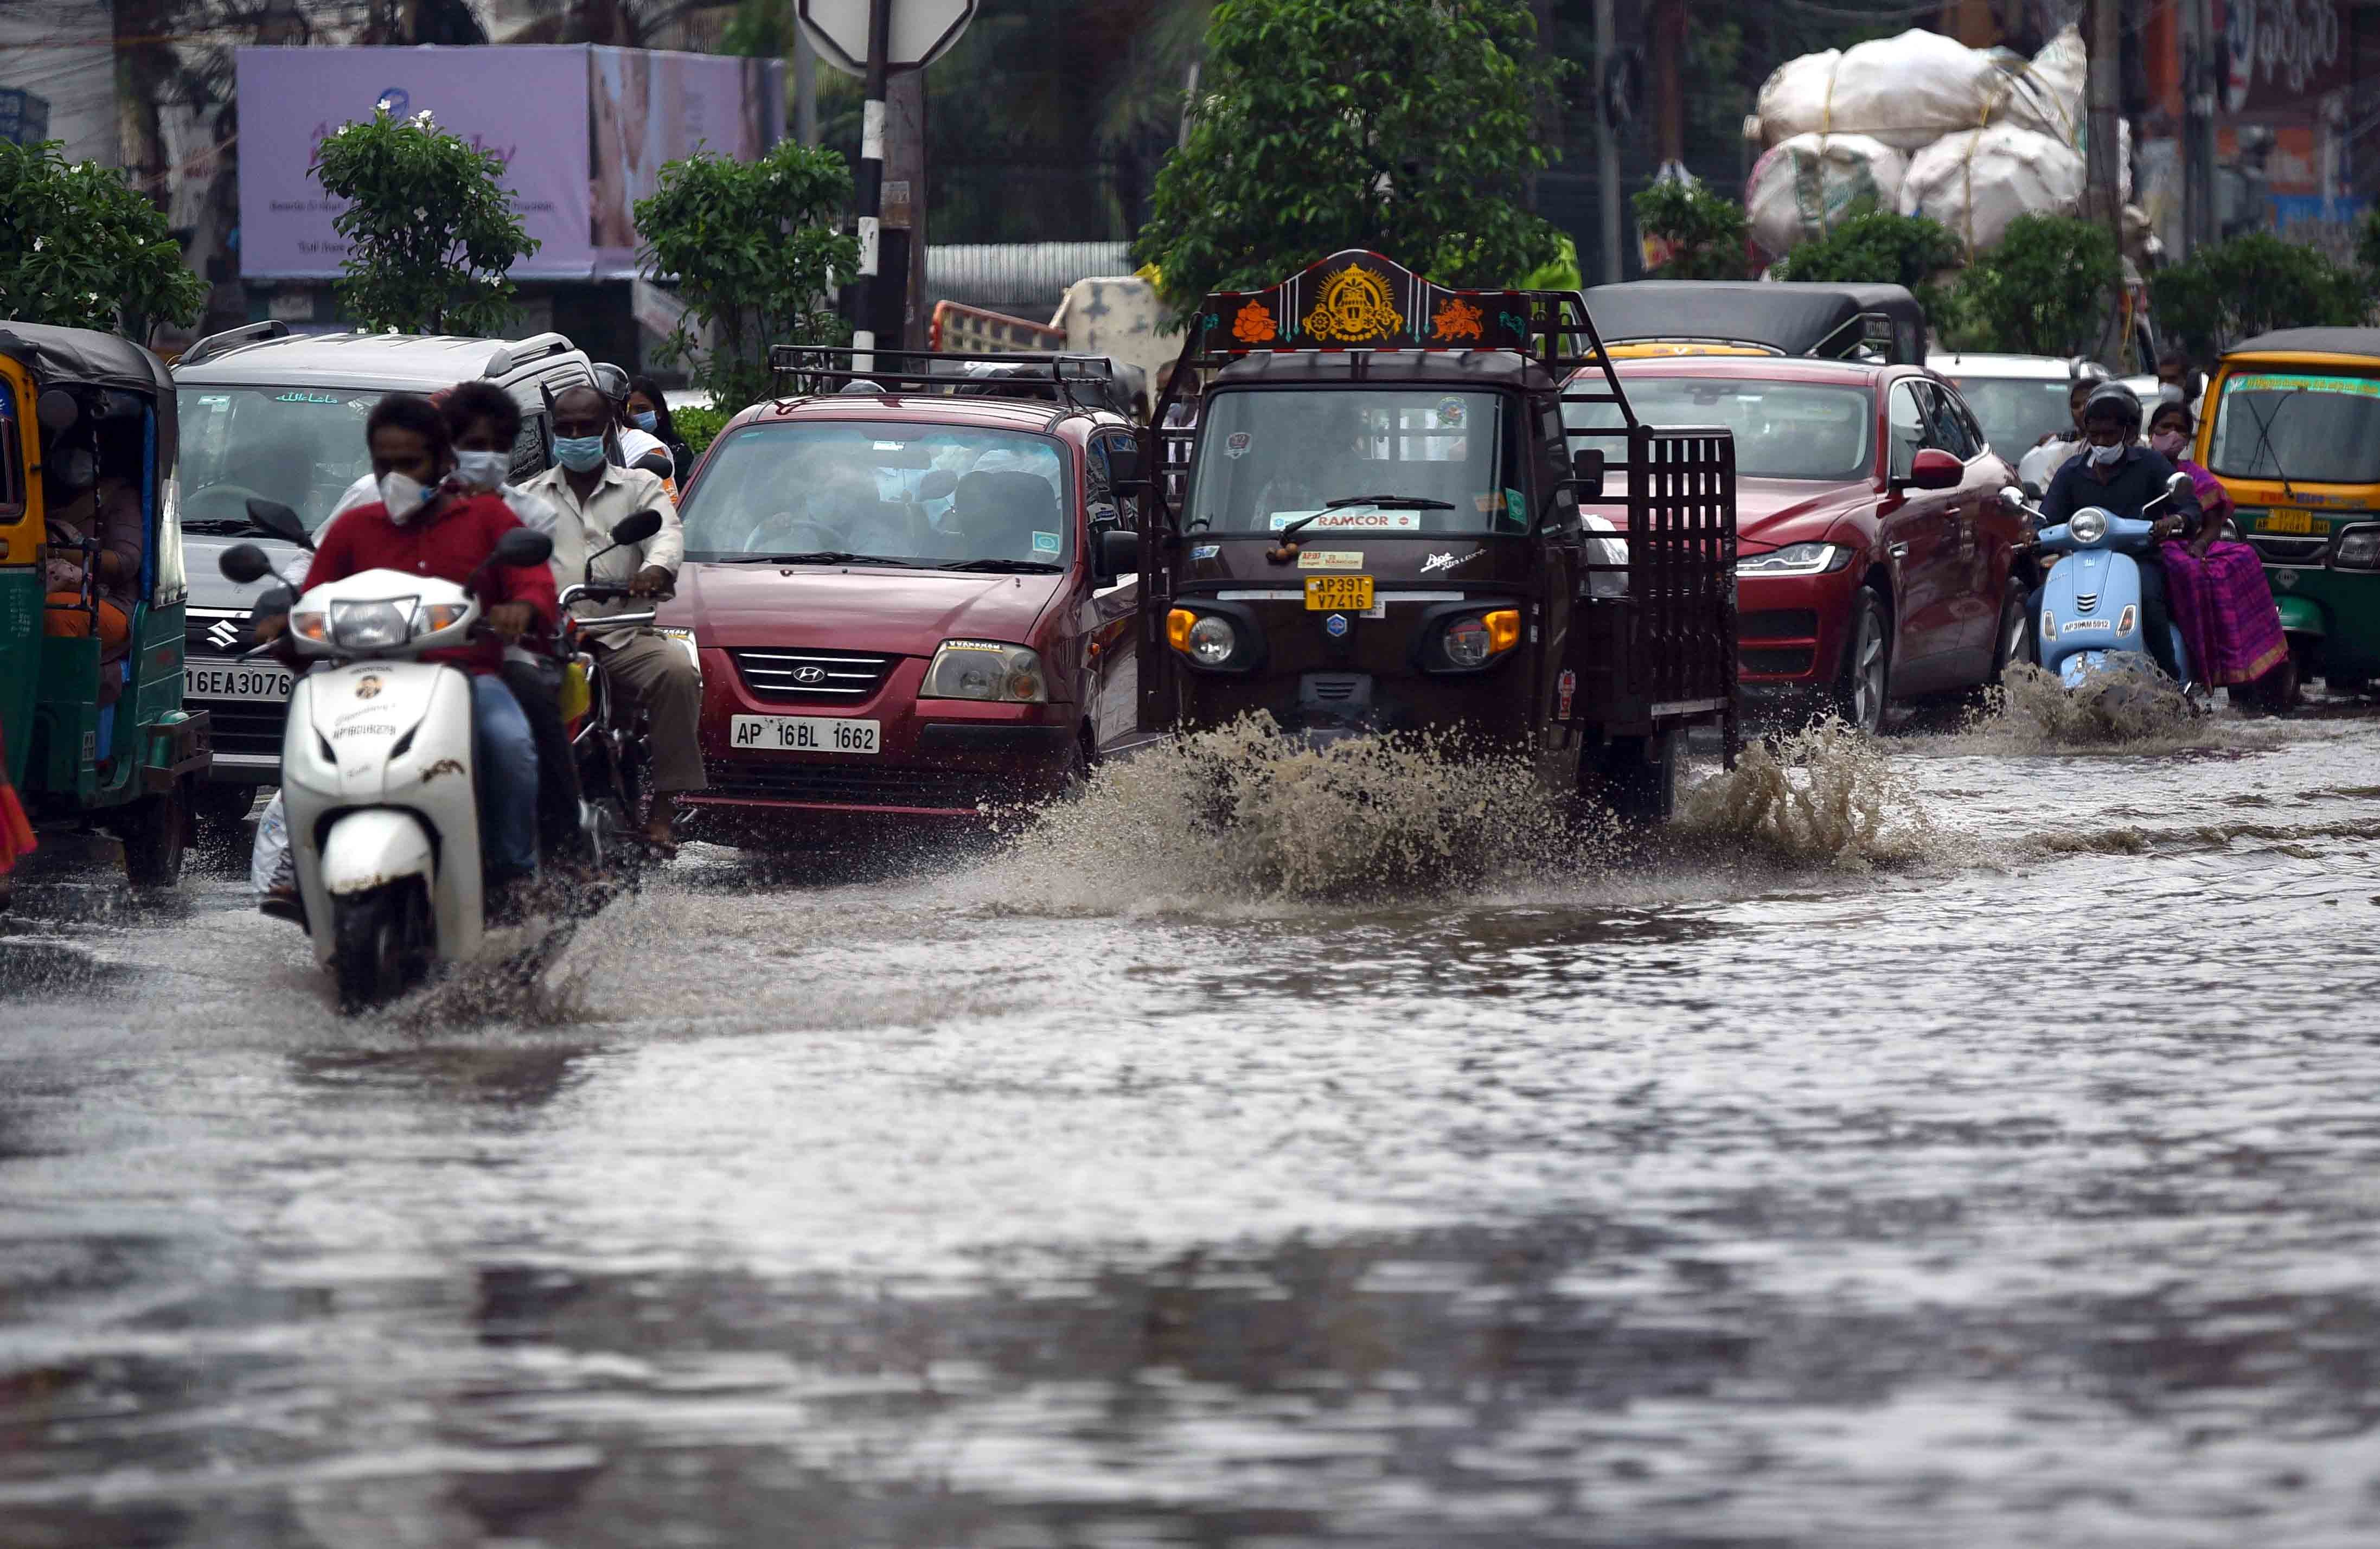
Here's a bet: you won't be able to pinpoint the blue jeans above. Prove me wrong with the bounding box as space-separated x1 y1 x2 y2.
469 672 540 879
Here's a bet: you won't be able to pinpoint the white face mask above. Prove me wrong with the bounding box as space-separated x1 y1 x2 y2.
378 470 433 524
2087 441 2124 468
455 449 509 490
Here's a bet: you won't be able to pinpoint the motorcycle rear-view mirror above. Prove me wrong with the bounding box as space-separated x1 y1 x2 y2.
609 507 664 547
1997 486 2029 512
2167 471 2194 500
245 497 314 550
495 528 554 569
918 469 957 502
219 543 275 585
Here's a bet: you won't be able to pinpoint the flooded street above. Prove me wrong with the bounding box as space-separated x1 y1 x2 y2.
5 697 2379 1548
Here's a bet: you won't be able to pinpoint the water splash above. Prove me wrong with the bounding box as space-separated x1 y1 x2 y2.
975 714 1591 912
1675 718 1939 872
1970 658 2207 750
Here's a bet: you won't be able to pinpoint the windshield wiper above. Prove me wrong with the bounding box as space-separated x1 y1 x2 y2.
1276 495 1458 536
942 558 1064 573
181 517 267 535
722 551 924 567
2244 390 2302 502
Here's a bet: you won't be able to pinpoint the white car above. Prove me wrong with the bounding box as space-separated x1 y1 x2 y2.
1927 351 2112 464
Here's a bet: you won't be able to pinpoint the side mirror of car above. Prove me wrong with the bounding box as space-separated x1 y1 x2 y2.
1568 448 1605 500
244 497 314 550
219 543 275 585
609 507 663 547
1096 527 1138 580
1108 439 1146 488
495 528 554 568
1905 447 1963 491
918 469 957 502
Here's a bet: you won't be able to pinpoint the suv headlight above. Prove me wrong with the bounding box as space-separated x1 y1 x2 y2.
329 596 417 651
1737 542 1852 577
2334 527 2380 569
922 638 1046 702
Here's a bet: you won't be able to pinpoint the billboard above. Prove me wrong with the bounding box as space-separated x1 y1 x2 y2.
239 46 784 281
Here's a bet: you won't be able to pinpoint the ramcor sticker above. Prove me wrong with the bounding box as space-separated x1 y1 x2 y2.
1296 550 1364 569
1435 395 1466 428
1225 430 1253 459
1191 544 1220 560
1557 669 1577 720
1270 510 1422 532
1031 531 1061 555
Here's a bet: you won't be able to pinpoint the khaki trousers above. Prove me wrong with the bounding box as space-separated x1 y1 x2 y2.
595 631 708 793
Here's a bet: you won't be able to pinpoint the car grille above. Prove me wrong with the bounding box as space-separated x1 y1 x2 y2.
731 648 895 703
703 761 1022 810
1741 609 1819 641
202 702 288 764
1741 648 1816 676
2074 592 2099 613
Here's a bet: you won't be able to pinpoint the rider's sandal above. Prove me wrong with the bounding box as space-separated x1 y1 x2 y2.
259 884 305 926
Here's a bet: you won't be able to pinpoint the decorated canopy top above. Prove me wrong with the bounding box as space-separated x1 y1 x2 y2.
1191 250 1539 359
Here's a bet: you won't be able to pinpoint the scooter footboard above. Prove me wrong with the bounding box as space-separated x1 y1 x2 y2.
319 809 435 897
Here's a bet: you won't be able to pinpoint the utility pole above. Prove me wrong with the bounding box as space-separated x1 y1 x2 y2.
794 16 819 146
885 68 927 350
1652 0 1684 180
2084 0 2125 245
2180 0 2217 254
852 0 892 367
1595 0 1622 283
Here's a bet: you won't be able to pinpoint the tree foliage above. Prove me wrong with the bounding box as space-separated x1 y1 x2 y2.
1953 214 2120 356
1131 0 1566 312
635 139 860 411
2150 232 2370 363
0 139 206 336
1777 209 1966 324
312 108 538 336
1632 180 1753 280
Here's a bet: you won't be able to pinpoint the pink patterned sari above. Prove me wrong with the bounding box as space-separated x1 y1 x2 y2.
2159 462 2289 686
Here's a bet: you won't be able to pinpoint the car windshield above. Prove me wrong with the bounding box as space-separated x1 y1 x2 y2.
1567 378 1873 481
176 386 384 534
2209 370 2380 485
1185 388 1522 535
1941 375 2075 457
679 421 1073 566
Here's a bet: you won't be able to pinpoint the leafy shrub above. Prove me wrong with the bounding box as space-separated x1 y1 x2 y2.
674 406 730 457
2150 232 2370 362
636 140 859 412
1632 180 1752 280
0 139 205 335
1954 214 2120 356
1777 209 1966 323
312 108 538 337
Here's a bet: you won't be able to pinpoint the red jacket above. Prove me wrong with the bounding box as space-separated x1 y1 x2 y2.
303 491 559 674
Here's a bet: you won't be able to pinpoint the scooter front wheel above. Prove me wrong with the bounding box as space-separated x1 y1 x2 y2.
331 879 433 1013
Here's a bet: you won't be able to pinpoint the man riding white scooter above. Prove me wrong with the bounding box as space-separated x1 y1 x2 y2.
2029 383 2203 684
254 393 556 911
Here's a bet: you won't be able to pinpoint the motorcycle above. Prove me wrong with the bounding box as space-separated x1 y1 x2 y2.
2001 472 2197 692
554 508 668 866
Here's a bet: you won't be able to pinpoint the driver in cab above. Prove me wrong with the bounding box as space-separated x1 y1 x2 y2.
258 393 556 895
2034 382 2202 682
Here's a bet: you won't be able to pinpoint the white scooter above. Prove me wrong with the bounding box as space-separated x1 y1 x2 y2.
220 524 554 1011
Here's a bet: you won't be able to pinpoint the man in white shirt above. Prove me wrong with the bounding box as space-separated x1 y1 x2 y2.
524 384 707 850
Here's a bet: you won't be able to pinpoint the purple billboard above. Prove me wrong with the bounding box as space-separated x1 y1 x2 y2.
239 46 783 281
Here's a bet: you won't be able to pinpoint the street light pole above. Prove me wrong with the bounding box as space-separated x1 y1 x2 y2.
1595 0 1622 283
852 0 892 368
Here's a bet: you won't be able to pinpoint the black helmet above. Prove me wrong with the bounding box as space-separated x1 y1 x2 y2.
591 362 631 405
2081 382 2143 436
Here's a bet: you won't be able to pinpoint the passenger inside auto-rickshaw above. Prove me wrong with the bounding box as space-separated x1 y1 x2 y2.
0 323 210 888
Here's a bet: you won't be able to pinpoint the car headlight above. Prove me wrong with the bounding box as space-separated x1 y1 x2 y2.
1435 609 1521 670
2334 528 2380 569
654 625 703 676
2068 508 2108 545
329 596 416 651
1737 542 1852 577
922 638 1046 702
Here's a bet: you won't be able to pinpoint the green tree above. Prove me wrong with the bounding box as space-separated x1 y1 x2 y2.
1131 0 1566 312
1777 209 1966 326
1632 180 1752 280
312 108 538 336
2152 232 2371 363
635 139 860 411
1952 214 2120 355
0 139 206 336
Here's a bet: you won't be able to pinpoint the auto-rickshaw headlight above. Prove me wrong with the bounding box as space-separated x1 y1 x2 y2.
1186 615 1237 665
1436 609 1521 670
2333 527 2380 569
1443 617 1493 668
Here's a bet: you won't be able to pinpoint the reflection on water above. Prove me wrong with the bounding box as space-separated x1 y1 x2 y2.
3 710 2380 1545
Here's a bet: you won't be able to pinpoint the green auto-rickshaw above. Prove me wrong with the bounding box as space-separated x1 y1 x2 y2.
2198 329 2380 694
1 323 210 886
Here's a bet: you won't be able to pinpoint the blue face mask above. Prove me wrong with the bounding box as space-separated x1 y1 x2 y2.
553 434 607 472
631 410 658 433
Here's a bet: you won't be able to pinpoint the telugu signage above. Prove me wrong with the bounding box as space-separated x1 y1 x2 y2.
2222 0 2347 115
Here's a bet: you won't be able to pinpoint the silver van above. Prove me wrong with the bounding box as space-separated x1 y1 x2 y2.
170 325 595 827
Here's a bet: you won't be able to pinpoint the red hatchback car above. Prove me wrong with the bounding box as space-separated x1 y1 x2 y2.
654 356 1143 840
1568 355 2027 731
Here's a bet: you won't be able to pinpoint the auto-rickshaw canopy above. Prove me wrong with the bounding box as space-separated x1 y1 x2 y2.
0 322 179 450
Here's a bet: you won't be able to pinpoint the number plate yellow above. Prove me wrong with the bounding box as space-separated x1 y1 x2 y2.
1304 575 1373 611
2264 510 2314 535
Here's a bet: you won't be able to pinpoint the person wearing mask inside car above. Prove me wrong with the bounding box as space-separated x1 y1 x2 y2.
258 393 555 904
522 385 706 854
2032 383 2202 683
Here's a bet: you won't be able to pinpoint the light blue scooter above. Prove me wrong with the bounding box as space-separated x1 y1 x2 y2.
2000 474 2196 690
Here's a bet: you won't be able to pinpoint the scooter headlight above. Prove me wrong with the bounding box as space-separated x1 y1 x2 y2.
2068 509 2108 545
329 596 418 651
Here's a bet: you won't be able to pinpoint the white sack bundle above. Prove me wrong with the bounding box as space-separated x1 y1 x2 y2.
1898 125 2085 253
1757 25 2091 151
1745 133 1909 259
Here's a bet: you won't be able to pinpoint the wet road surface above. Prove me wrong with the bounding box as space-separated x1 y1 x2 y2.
4 692 2379 1547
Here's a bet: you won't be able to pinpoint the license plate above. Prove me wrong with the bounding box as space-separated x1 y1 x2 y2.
2264 510 2314 535
1304 575 1374 612
188 662 295 701
730 715 881 755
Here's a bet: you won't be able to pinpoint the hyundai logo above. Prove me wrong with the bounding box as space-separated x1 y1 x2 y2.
792 664 829 685
206 619 240 649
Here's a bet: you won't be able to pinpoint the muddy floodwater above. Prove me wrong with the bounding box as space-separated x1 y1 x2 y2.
5 689 2379 1548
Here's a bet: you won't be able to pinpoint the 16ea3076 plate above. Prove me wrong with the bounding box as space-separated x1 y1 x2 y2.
188 663 296 701
730 715 881 755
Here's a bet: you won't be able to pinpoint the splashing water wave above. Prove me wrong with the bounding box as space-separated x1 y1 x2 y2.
1675 718 1943 873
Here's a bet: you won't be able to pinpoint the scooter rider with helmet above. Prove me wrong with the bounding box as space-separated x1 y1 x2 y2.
2030 382 2203 683
592 362 677 491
